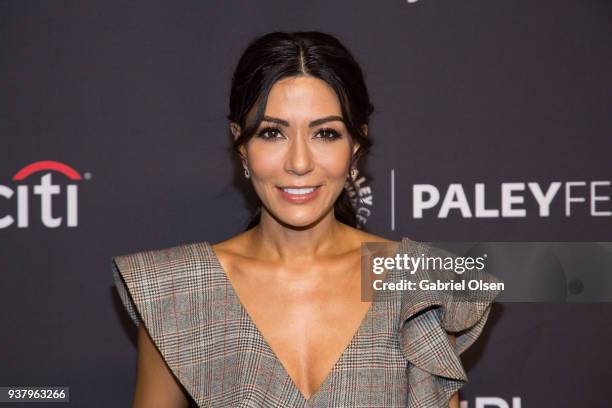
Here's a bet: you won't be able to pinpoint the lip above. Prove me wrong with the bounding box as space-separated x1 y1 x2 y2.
277 185 322 204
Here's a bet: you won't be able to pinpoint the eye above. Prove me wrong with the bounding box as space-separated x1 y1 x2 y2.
315 128 342 142
256 127 284 141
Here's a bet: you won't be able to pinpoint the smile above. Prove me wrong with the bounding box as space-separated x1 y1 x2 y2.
277 185 322 204
283 187 317 194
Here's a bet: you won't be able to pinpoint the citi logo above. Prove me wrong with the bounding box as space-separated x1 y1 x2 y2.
0 160 88 229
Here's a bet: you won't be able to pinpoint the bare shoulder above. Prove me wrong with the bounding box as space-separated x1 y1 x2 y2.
342 225 398 245
335 225 401 258
209 230 257 267
356 230 397 244
210 230 251 253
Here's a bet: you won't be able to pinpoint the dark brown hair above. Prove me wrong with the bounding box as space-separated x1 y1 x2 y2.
228 31 374 230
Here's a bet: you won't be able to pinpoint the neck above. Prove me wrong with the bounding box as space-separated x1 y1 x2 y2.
248 209 352 265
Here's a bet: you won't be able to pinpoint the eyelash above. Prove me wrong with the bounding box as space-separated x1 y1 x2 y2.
255 127 342 142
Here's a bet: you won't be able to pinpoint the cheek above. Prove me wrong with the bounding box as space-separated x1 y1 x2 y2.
316 145 352 178
318 157 349 179
247 145 285 178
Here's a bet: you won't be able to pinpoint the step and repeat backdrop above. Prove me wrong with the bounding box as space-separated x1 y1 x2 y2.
2 1 611 406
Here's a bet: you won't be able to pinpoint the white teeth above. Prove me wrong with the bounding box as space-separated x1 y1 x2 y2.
283 187 317 195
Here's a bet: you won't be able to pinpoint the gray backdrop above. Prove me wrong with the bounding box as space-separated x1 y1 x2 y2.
1 0 611 407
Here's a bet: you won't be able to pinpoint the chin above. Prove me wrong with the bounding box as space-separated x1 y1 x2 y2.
279 215 318 228
274 209 327 229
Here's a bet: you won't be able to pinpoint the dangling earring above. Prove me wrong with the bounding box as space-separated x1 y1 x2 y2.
350 167 358 180
243 164 250 179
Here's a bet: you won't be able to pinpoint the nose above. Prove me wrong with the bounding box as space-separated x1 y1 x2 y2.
284 133 314 176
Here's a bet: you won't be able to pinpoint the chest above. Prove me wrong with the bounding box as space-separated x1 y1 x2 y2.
219 254 375 399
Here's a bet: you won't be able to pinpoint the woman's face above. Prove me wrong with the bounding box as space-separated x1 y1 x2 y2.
236 75 359 228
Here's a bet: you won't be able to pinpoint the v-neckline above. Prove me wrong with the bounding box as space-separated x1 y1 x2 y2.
204 238 407 404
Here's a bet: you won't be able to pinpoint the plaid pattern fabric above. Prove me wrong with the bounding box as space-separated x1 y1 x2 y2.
111 237 501 407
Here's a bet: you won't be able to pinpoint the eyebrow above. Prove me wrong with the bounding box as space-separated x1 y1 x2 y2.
261 115 344 128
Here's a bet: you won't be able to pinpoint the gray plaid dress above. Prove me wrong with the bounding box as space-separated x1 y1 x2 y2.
112 237 501 407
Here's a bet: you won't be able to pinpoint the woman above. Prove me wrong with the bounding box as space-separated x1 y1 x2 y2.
112 31 500 407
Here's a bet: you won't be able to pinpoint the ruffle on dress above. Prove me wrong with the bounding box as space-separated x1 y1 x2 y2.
397 241 503 407
111 242 210 405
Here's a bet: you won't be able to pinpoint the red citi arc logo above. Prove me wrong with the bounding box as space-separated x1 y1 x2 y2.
1 160 84 229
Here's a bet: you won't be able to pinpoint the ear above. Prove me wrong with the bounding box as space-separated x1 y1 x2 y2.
230 122 241 141
239 147 247 162
230 122 248 159
361 124 369 137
